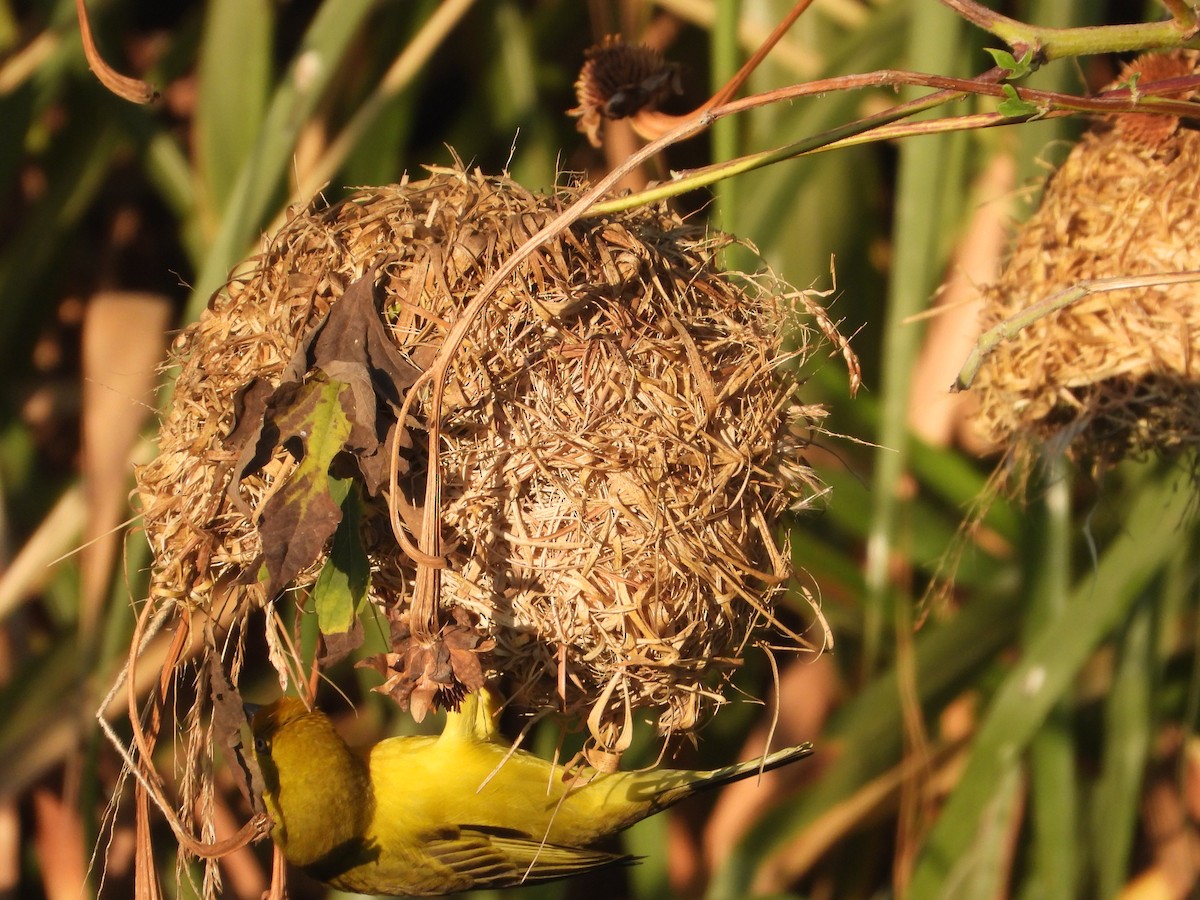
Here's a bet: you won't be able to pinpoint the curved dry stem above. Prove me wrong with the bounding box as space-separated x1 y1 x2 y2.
74 0 157 103
953 270 1200 392
126 595 171 785
590 64 1200 214
107 597 272 866
385 392 447 569
709 0 815 107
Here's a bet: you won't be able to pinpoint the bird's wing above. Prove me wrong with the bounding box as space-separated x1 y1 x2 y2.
423 825 633 889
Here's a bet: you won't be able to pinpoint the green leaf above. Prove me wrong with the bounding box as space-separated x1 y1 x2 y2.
861 0 970 674
195 0 273 224
312 477 371 635
710 584 1023 897
998 84 1043 118
939 760 1024 900
1023 466 1079 900
1122 70 1142 103
985 47 1020 72
985 46 1035 79
257 377 354 599
1090 595 1154 897
186 0 376 320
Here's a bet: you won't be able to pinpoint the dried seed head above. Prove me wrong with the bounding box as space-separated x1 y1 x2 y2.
1108 50 1200 148
569 35 683 147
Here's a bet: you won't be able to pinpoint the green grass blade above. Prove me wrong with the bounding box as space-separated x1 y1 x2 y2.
185 0 376 320
708 582 1023 898
1023 465 1078 900
625 812 671 900
194 0 273 228
710 0 743 269
907 466 1190 897
939 758 1024 899
862 2 970 676
1090 593 1155 899
734 3 908 311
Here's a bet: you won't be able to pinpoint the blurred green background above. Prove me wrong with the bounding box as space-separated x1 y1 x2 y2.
2 0 1198 898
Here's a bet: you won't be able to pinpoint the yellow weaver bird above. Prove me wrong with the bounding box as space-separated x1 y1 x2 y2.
249 692 813 896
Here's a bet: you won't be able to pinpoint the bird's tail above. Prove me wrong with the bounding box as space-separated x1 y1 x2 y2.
694 742 814 792
641 741 815 813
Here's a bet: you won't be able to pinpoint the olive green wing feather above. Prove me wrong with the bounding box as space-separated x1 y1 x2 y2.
423 825 634 890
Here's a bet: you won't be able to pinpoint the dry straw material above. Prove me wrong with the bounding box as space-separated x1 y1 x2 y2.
136 165 839 750
973 51 1200 467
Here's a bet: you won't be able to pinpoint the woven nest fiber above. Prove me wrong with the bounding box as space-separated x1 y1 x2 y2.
972 51 1200 466
136 165 837 749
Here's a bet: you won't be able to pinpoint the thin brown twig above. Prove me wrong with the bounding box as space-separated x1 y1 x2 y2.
74 0 157 103
590 62 1200 215
953 270 1200 392
709 0 815 107
630 2 1200 143
688 66 1200 130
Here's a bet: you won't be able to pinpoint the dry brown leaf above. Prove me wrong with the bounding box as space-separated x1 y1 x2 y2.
32 785 87 900
364 606 493 721
81 291 170 632
74 0 157 103
254 378 353 600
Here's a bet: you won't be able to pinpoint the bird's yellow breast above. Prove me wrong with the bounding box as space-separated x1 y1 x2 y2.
366 733 617 846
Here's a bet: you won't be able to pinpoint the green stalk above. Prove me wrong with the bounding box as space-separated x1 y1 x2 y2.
1023 460 1077 899
1012 4 1093 891
588 90 954 217
708 577 1023 897
1091 591 1155 898
940 0 1200 58
907 466 1190 897
861 1 965 677
710 0 741 256
185 0 377 320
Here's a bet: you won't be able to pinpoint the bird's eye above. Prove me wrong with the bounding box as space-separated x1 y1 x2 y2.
254 737 268 753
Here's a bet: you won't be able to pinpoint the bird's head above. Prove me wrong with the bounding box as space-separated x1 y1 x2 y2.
246 697 374 867
248 696 311 758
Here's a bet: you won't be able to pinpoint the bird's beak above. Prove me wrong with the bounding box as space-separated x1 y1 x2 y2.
243 701 261 720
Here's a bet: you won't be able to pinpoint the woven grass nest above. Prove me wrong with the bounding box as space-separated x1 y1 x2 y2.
973 51 1200 467
136 164 841 751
